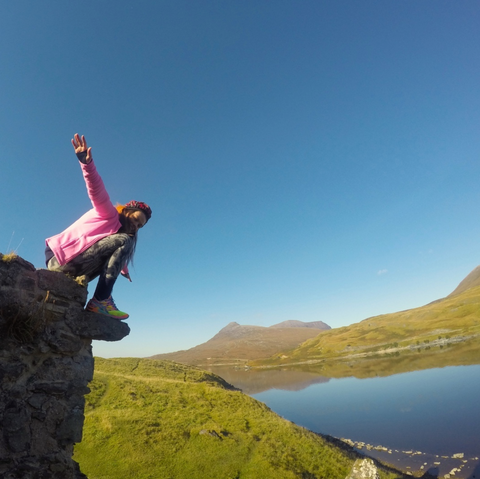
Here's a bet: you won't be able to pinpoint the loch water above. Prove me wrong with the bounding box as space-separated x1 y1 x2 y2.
251 365 480 457
209 363 480 477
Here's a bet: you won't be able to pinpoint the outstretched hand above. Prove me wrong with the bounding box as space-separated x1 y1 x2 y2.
71 133 92 164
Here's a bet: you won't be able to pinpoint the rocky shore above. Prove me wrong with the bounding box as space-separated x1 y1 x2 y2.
340 438 480 478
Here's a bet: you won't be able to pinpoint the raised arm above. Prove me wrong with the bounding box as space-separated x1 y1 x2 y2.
71 133 93 164
71 133 117 219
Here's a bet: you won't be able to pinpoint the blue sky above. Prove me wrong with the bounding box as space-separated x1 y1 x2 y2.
1 1 479 358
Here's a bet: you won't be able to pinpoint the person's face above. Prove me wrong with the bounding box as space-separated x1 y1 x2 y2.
124 209 147 234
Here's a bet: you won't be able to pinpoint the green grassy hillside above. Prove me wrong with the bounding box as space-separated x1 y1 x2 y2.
73 358 404 479
253 285 480 368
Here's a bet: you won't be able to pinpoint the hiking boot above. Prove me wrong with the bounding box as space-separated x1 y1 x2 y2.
85 296 129 320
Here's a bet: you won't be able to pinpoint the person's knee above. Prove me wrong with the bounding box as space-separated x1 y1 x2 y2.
113 233 134 247
103 233 135 273
115 233 135 254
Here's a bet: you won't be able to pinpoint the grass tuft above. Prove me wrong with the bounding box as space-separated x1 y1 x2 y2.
0 292 53 344
1 251 18 263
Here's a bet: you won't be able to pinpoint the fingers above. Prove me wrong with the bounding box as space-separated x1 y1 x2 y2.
71 133 88 151
72 133 81 149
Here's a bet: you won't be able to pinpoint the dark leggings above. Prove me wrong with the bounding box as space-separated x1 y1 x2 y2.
47 233 134 301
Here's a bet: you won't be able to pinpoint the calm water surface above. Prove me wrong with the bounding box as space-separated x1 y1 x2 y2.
252 365 480 457
212 365 480 458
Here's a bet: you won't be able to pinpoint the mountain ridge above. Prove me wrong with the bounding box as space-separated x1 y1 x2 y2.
150 320 330 366
152 265 480 369
270 319 330 329
253 265 480 368
447 265 480 297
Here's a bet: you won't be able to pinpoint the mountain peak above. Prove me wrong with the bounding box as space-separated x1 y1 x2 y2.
151 320 327 366
219 321 241 331
270 320 331 330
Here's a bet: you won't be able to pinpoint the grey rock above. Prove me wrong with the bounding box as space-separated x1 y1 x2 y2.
33 381 69 396
346 458 380 479
58 408 85 444
1 254 130 478
75 310 130 341
36 269 88 305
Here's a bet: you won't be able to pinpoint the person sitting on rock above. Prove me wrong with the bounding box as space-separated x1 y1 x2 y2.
45 133 152 320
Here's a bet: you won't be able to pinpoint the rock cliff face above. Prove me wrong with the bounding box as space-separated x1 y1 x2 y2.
0 253 130 479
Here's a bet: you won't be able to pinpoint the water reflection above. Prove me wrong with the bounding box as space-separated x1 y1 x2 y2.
281 337 480 380
208 342 480 479
208 337 480 390
250 365 480 458
206 367 330 394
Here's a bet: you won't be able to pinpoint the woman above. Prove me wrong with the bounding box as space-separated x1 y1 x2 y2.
45 133 152 320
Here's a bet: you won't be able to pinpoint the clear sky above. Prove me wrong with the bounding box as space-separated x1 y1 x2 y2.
1 1 479 358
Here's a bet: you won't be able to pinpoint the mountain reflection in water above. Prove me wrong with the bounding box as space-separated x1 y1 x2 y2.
250 365 480 477
209 344 480 479
208 337 480 392
207 367 330 394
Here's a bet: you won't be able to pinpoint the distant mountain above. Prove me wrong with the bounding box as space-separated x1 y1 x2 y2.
253 265 480 368
270 320 330 330
150 320 330 366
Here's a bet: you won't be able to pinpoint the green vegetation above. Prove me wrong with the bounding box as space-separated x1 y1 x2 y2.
253 285 480 369
0 291 52 344
74 358 404 479
0 252 18 263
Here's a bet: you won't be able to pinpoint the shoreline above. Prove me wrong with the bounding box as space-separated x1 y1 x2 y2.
338 438 480 478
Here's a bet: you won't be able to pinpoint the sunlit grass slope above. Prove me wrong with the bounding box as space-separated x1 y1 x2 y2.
256 285 480 368
74 358 404 479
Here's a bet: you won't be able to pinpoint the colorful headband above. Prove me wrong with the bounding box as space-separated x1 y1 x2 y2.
124 201 152 222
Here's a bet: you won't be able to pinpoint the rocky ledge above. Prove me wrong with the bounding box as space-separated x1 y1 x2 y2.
0 253 130 479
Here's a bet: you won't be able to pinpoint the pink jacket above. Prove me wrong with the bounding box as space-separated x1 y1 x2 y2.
46 160 128 274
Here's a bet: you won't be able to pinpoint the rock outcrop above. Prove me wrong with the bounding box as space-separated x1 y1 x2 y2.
0 253 130 479
345 458 380 479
